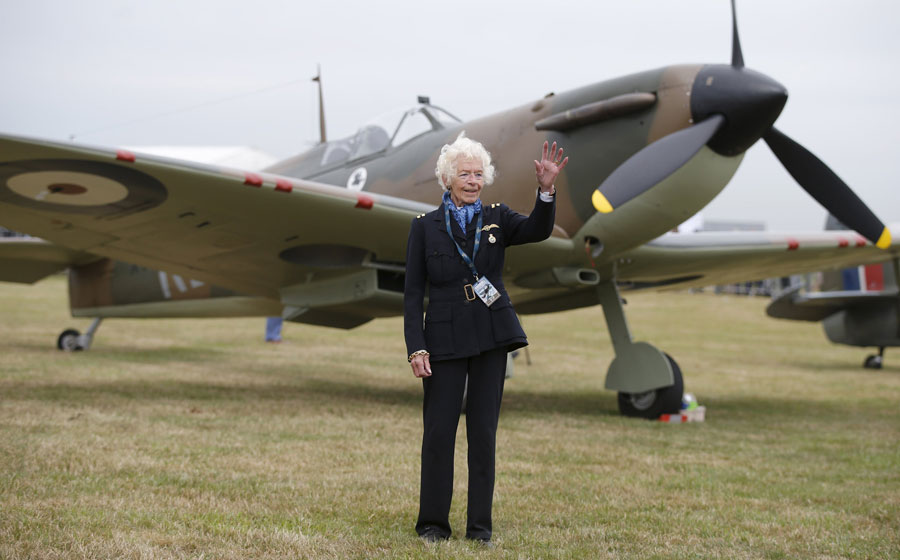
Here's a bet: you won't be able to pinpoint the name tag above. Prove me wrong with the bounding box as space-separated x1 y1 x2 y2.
473 276 500 307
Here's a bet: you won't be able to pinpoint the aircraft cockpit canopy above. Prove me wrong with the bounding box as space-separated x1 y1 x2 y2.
275 104 460 179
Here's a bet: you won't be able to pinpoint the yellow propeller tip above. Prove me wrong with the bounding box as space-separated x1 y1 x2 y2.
592 191 614 214
876 227 892 249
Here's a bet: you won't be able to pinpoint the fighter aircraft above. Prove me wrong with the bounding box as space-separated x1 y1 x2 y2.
0 1 896 418
767 216 900 369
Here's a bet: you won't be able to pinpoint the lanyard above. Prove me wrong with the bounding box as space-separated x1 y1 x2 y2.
444 202 483 280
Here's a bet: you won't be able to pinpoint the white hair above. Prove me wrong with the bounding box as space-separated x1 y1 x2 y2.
434 132 496 190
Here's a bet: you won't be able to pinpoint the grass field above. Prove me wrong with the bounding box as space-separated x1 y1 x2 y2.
1 275 898 559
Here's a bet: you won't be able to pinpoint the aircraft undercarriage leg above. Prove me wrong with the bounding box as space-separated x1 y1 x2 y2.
596 280 683 418
56 318 103 352
863 346 885 369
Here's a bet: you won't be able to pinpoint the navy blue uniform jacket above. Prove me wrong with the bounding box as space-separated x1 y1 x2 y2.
404 194 556 362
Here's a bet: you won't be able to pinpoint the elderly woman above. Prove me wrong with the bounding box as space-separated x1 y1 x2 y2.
404 134 568 544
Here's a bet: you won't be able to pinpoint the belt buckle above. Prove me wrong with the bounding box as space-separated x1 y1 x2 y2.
464 283 476 301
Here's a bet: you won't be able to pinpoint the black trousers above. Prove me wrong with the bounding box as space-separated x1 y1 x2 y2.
415 347 507 540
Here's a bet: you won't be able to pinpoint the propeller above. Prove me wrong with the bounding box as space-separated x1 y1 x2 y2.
591 0 891 249
763 127 890 248
591 115 723 213
730 0 744 69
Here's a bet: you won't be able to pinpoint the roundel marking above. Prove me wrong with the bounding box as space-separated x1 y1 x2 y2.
0 159 167 216
7 171 129 206
347 167 367 191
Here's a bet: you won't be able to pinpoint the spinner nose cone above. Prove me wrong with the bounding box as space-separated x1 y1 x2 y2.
690 64 788 156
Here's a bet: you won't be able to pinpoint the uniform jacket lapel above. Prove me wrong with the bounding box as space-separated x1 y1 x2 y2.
465 214 479 239
453 219 467 242
435 202 486 246
437 203 467 243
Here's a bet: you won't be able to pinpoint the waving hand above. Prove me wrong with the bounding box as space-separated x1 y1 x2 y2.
534 141 569 193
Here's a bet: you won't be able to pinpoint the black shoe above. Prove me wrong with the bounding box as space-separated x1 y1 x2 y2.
420 527 449 543
468 536 493 548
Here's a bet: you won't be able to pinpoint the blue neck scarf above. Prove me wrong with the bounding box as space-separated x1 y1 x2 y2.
442 191 482 232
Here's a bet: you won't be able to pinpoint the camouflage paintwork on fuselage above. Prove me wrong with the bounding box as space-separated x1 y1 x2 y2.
68 258 281 318
24 64 743 324
269 65 726 258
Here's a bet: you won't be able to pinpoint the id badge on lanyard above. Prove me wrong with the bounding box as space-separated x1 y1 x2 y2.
473 276 500 306
445 203 499 307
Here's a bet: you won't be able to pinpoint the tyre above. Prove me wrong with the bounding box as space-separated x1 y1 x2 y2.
57 329 83 352
617 354 684 419
863 355 883 369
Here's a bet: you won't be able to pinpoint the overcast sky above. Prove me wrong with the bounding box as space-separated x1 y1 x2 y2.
1 0 897 231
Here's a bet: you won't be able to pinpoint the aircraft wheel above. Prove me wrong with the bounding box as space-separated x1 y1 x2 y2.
617 354 684 419
57 329 83 352
863 355 883 369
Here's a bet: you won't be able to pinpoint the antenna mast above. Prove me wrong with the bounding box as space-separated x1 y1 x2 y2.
311 65 327 144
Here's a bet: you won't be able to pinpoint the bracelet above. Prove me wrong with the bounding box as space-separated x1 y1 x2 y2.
408 350 429 363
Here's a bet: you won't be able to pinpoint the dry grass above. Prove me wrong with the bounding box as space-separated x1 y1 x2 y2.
1 276 898 559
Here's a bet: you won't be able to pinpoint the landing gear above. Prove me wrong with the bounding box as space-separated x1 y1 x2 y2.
56 318 103 352
597 279 683 419
57 329 83 351
863 347 885 369
617 354 684 419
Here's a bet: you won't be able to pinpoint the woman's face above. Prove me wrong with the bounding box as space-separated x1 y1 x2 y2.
448 157 484 206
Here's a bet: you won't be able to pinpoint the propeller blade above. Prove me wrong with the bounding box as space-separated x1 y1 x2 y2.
763 127 891 248
730 0 744 69
592 115 725 214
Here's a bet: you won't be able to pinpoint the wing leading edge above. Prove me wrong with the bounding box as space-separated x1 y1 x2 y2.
0 133 432 299
615 229 899 291
766 284 898 322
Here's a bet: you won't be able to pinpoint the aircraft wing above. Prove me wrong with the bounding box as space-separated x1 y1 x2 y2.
0 237 98 283
766 284 899 321
4 133 897 310
616 229 899 291
0 133 433 299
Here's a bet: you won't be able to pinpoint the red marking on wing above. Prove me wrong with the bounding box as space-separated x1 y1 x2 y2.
838 238 849 248
787 239 799 251
275 179 293 193
355 194 374 209
244 173 263 187
116 150 136 162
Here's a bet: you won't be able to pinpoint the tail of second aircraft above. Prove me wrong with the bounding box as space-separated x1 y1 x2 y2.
766 215 899 368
